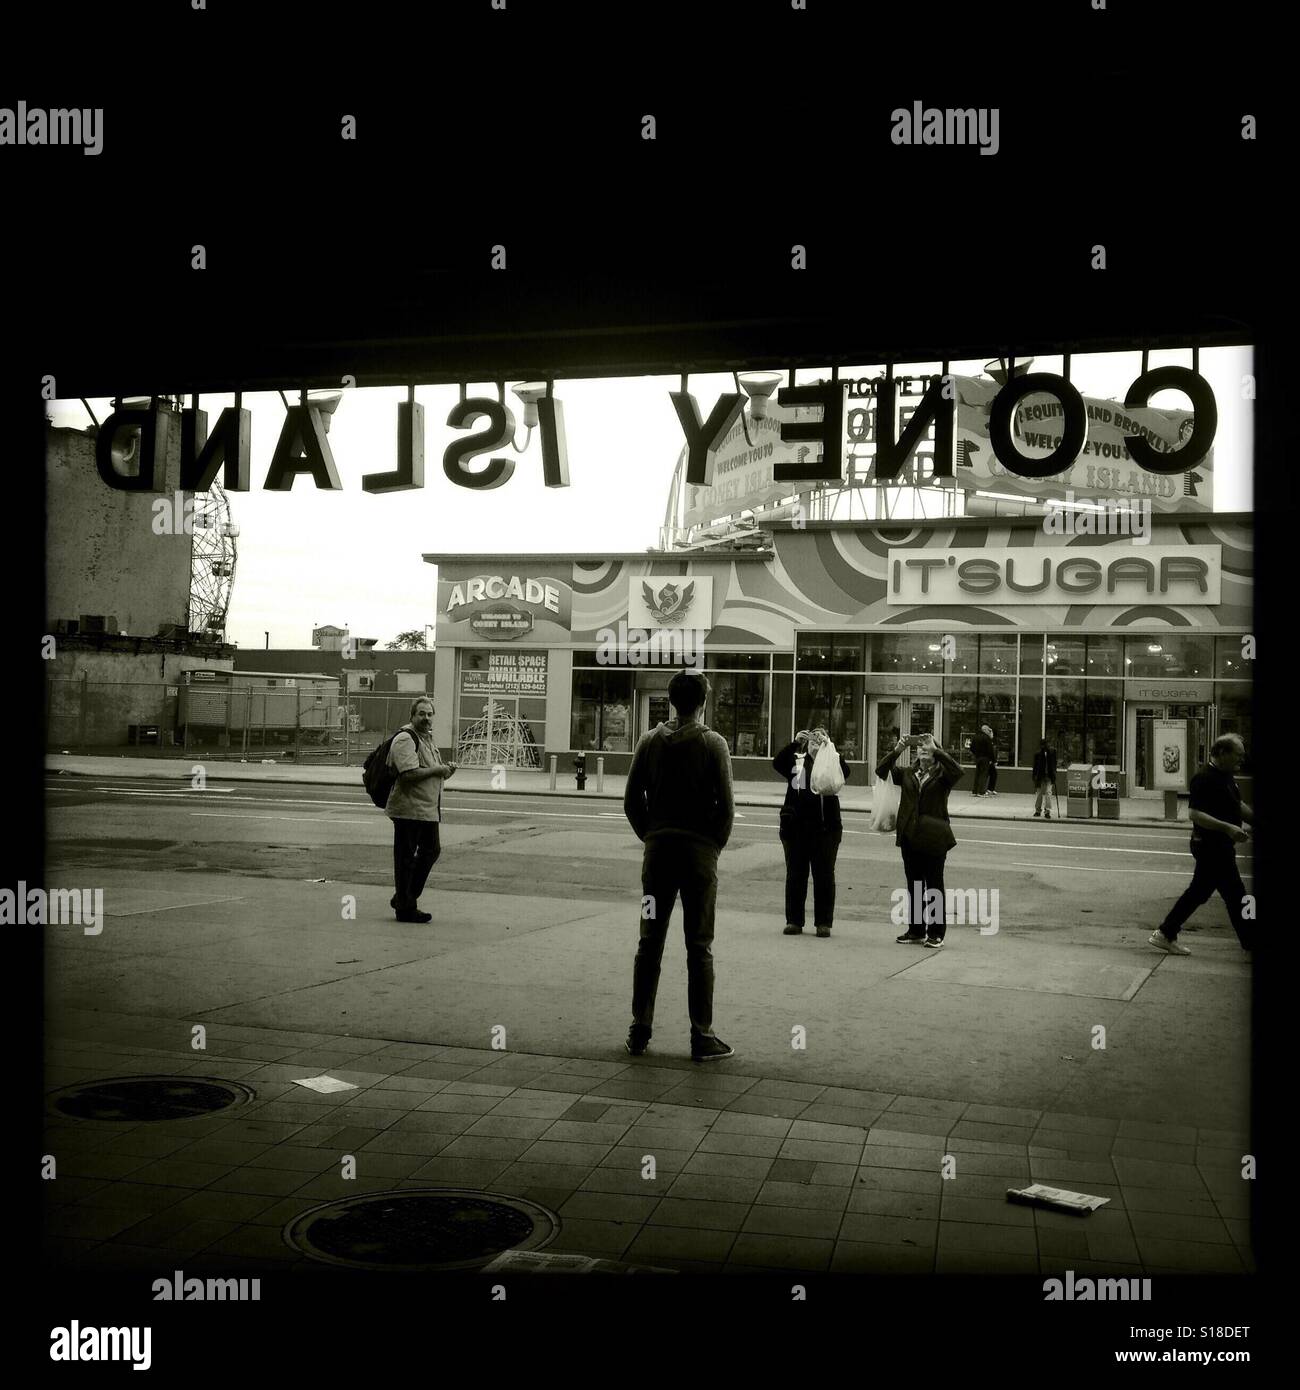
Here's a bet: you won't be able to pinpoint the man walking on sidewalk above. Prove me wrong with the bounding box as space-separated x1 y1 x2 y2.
623 670 736 1061
1150 733 1254 956
386 698 455 923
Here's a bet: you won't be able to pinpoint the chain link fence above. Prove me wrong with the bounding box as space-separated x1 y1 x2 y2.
45 680 430 765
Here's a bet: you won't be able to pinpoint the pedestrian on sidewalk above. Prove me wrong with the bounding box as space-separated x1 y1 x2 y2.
623 670 736 1062
773 727 851 938
970 725 994 796
877 732 963 948
983 725 1001 795
386 698 455 924
1150 733 1254 957
1032 738 1058 819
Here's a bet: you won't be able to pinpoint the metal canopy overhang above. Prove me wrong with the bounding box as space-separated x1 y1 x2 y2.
44 279 1257 400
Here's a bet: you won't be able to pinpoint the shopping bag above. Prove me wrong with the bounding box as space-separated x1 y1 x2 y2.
810 740 845 795
871 775 899 833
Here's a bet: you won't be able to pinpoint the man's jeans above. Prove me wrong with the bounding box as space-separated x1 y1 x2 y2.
1160 840 1252 948
393 819 440 911
633 834 719 1037
973 758 990 795
1033 781 1054 813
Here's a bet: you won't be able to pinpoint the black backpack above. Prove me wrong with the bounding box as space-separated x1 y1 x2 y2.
362 729 406 808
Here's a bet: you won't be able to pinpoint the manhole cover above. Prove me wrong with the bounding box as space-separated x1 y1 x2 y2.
48 1075 254 1122
285 1189 558 1271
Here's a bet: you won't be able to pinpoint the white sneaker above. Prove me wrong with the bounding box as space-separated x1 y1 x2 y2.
1148 930 1191 956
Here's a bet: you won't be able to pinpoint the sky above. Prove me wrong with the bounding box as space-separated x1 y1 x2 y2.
53 348 1252 652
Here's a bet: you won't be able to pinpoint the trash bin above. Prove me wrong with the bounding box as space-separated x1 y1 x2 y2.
1066 763 1093 818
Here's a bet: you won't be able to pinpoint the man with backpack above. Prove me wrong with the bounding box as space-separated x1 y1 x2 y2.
381 697 455 923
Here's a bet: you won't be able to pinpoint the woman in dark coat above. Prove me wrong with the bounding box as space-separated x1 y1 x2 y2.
875 732 963 948
772 726 851 938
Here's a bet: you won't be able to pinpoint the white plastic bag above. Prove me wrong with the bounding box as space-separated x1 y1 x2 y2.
871 774 899 833
810 740 845 796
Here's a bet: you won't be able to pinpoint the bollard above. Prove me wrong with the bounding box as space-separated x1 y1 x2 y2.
596 756 605 792
574 751 587 791
1163 789 1179 821
549 754 557 791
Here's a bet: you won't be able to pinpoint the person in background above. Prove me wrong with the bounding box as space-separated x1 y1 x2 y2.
386 697 455 923
877 732 963 948
623 670 736 1061
970 725 994 796
1032 737 1057 818
1150 733 1254 956
773 726 851 938
983 725 1000 795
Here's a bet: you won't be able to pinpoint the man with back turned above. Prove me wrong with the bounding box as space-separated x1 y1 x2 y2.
623 670 735 1061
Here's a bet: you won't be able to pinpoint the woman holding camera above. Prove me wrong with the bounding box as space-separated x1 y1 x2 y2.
875 732 963 948
773 727 851 938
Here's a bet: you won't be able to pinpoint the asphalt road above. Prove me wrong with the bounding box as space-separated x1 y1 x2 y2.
45 774 1251 936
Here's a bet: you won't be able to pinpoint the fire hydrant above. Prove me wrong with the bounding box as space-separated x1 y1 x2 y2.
574 752 587 791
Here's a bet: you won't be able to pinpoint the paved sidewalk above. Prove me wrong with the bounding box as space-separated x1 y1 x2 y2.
43 1010 1251 1278
46 754 1188 827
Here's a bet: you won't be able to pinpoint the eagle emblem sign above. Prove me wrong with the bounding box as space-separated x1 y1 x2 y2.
643 580 695 623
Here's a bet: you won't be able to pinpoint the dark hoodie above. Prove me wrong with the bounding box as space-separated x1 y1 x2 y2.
623 717 735 850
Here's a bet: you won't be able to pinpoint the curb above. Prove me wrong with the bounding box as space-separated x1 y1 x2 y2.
47 761 1185 829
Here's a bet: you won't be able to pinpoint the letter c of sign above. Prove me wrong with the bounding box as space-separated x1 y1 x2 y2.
486 577 505 599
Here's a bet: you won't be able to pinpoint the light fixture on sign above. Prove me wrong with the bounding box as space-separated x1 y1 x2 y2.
982 356 1035 386
509 382 547 452
738 372 783 421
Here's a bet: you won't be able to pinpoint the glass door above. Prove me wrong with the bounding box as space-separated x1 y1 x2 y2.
868 697 941 775
1130 704 1164 797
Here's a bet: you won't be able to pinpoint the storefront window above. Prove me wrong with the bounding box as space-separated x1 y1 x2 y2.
1045 636 1086 676
869 633 946 673
1085 635 1123 677
796 634 832 670
709 673 772 757
832 636 864 671
1216 686 1253 773
979 636 1018 677
1045 679 1085 764
943 678 978 758
1084 679 1122 764
772 673 793 752
1125 635 1213 679
705 652 770 670
978 678 1016 764
945 635 978 676
794 674 863 760
773 654 794 671
1020 635 1045 675
1215 636 1251 680
570 670 633 752
1017 683 1045 767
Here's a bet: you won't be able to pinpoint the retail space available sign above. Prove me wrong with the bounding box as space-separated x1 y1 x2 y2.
952 376 1214 512
463 652 548 696
887 546 1222 606
437 570 572 644
627 576 714 629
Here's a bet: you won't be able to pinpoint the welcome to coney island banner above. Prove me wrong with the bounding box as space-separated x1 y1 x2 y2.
952 374 1214 512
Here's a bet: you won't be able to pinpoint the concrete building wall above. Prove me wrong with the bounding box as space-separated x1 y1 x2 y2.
45 423 191 637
